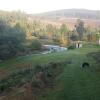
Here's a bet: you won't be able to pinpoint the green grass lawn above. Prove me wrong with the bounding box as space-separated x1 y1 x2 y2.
0 45 100 100
38 50 100 100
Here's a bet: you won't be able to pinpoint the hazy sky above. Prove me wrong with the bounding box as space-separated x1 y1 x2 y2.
0 0 100 14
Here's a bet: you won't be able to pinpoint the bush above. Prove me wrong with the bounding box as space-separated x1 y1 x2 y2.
0 69 34 92
31 40 42 51
0 20 26 60
0 62 66 93
68 45 76 49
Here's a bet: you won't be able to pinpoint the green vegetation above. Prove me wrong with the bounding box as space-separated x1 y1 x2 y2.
30 39 42 51
37 46 100 100
0 45 100 100
68 45 76 49
75 19 85 40
0 61 66 93
0 10 100 100
0 19 26 60
0 10 100 60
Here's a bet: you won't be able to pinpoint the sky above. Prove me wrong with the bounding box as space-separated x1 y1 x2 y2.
0 0 100 14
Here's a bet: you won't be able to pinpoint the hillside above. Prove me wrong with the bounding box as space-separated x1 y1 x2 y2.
32 9 100 29
0 9 100 100
0 9 100 29
35 9 100 20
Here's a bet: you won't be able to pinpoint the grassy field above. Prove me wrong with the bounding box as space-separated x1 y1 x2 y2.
0 45 100 100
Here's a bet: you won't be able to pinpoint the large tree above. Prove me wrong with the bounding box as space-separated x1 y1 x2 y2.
59 24 70 46
0 19 26 60
75 19 85 40
46 24 55 39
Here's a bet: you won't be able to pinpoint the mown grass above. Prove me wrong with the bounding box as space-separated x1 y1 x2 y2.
37 46 100 100
0 45 100 100
0 46 99 78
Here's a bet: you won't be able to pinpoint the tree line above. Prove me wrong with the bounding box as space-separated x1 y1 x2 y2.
0 11 100 60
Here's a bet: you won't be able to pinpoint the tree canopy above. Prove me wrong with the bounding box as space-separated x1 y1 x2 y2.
75 19 85 40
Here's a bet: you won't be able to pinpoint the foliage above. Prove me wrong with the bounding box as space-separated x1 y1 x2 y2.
70 30 78 41
60 24 68 35
75 19 85 40
30 39 42 50
0 19 26 60
59 24 70 46
68 44 76 49
0 61 65 93
0 68 34 92
0 10 100 60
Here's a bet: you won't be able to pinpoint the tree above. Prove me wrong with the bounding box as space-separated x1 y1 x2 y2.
46 24 55 39
70 34 78 41
85 27 100 43
59 24 70 46
0 20 8 34
0 19 26 60
75 19 85 40
30 39 42 51
96 30 100 45
60 24 68 35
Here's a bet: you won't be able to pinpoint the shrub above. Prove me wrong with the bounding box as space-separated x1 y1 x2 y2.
0 69 34 92
0 62 66 93
31 40 42 51
68 45 76 49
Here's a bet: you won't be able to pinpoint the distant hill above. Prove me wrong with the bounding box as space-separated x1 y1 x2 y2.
0 9 100 30
35 9 100 20
32 9 100 29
